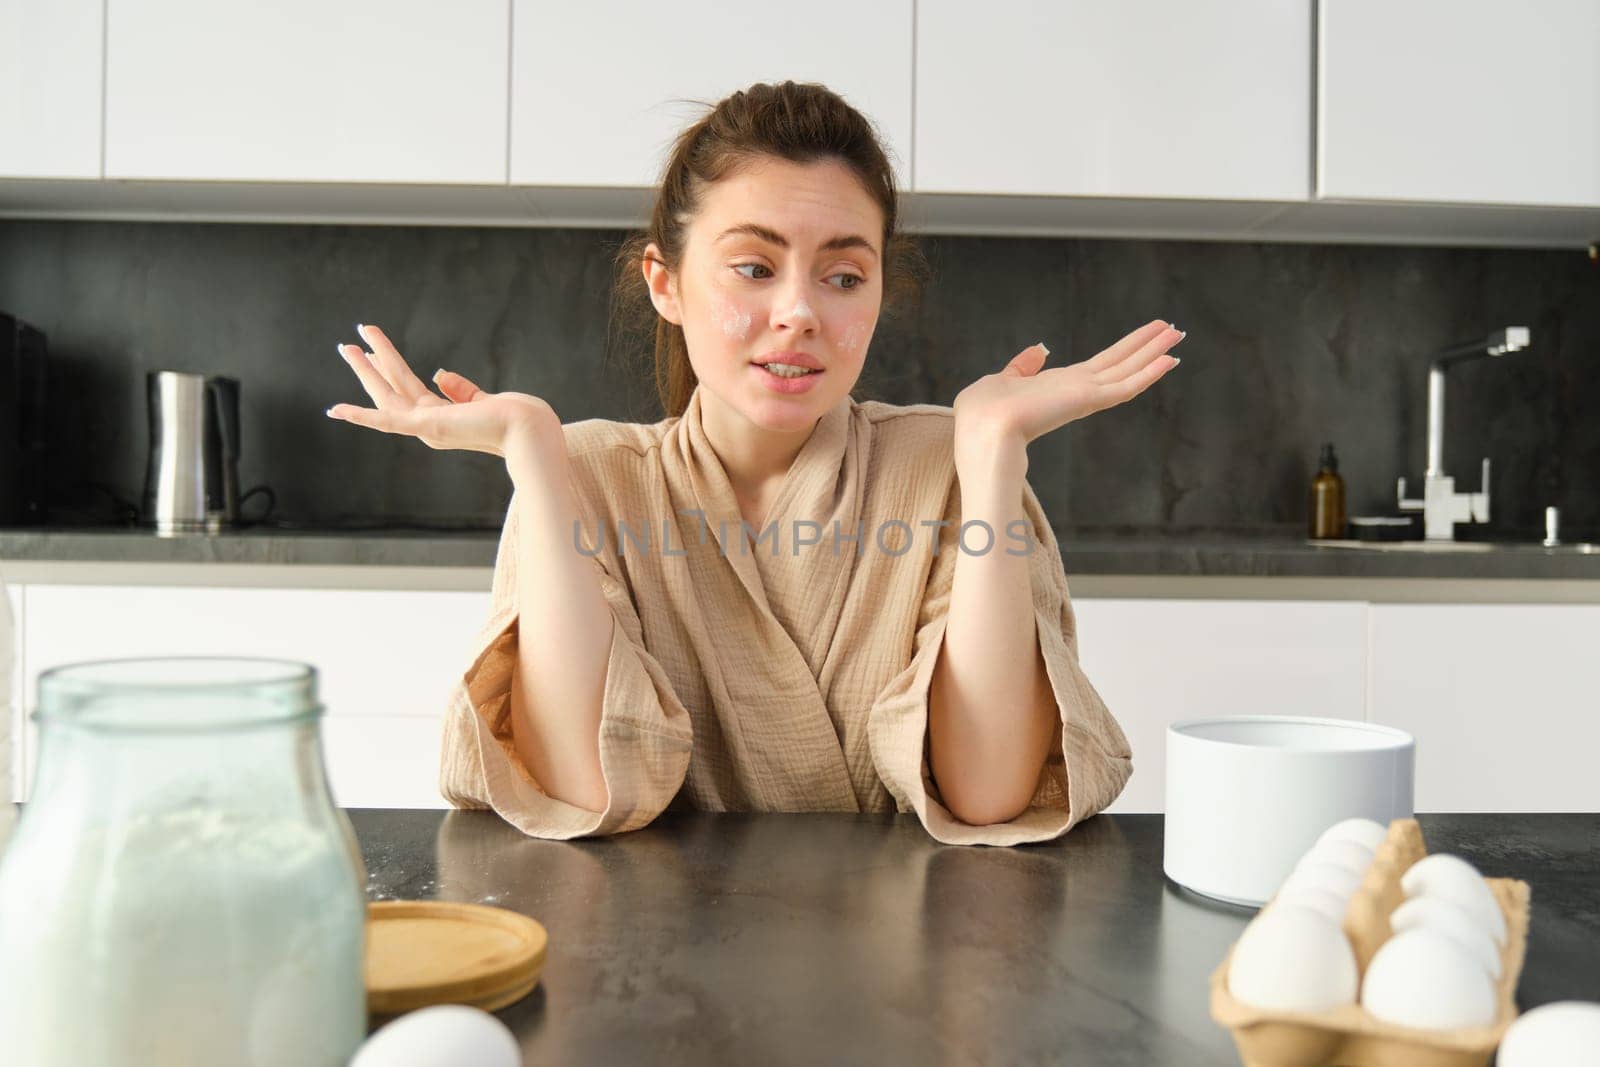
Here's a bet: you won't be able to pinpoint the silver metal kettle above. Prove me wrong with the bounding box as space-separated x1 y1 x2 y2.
142 371 272 536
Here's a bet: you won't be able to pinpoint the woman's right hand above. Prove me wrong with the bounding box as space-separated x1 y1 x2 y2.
327 323 561 460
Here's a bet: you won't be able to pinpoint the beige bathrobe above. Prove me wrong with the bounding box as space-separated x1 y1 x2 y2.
440 385 1132 846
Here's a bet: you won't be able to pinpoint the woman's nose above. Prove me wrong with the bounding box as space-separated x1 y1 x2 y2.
772 287 820 332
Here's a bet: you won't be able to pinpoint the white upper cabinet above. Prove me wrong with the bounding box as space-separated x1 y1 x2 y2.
6 1 1597 243
508 1 914 191
102 0 510 184
0 0 103 178
914 1 1311 200
1318 0 1600 207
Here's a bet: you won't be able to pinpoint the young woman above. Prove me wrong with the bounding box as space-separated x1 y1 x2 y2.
327 82 1182 845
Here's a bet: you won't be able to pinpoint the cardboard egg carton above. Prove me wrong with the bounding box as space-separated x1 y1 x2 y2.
1209 818 1532 1067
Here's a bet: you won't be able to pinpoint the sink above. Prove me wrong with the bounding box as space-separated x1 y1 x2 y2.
1310 539 1494 553
1308 539 1600 554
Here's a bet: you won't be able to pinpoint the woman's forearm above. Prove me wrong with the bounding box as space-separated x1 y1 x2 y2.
927 444 1058 826
502 429 613 813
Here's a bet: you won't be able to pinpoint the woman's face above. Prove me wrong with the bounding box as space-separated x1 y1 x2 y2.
646 157 885 434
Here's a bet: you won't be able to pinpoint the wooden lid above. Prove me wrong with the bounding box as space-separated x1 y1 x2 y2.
365 900 548 1016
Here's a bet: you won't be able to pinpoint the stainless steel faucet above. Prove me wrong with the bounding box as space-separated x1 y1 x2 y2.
1397 326 1530 540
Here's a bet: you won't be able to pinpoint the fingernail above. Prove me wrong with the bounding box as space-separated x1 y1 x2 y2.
1177 330 1187 340
1169 323 1179 333
335 343 347 357
432 368 446 382
1170 356 1182 365
1036 341 1050 356
325 406 339 418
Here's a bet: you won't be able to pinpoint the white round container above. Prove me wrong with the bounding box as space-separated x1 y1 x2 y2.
1164 716 1414 907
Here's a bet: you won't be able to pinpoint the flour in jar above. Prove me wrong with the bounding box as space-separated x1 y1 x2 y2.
0 804 366 1067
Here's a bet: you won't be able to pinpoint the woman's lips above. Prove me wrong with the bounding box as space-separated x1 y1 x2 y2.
750 362 824 394
754 350 824 370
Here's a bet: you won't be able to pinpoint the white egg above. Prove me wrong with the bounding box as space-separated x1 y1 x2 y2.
1361 927 1499 1030
1400 853 1507 945
1389 895 1503 980
351 1005 520 1067
1269 886 1349 926
1296 839 1376 878
1227 905 1358 1013
1316 817 1389 852
1499 1001 1600 1066
1279 860 1364 902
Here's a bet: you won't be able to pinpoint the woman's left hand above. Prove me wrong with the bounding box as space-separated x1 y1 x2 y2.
952 319 1185 460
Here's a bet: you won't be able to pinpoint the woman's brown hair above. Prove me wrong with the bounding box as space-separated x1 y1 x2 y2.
609 80 928 419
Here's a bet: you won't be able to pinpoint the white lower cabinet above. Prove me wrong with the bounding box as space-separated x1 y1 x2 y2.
1072 599 1370 814
3 581 18 807
1367 604 1600 813
10 581 1595 815
17 584 493 808
320 715 452 811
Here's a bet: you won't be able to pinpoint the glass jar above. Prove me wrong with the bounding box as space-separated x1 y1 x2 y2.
0 657 368 1067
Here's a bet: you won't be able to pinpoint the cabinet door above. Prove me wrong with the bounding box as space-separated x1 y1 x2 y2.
914 1 1310 199
1072 599 1369 813
104 0 509 183
1319 0 1600 207
509 0 913 190
21 584 494 807
1369 604 1600 812
0 0 102 178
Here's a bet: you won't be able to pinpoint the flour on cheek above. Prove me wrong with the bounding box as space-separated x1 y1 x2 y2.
712 298 754 340
837 318 872 357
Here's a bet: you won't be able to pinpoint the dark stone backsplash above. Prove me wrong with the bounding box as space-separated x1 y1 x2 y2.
1 220 1596 539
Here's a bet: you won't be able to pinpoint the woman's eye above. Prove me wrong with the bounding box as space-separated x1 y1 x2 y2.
731 264 865 290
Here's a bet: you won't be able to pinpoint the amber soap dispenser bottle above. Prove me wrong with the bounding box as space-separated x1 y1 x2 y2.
1309 443 1347 539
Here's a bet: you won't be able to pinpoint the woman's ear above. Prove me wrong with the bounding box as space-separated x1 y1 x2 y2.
641 242 683 326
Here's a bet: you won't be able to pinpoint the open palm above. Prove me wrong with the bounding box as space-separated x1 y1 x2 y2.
326 324 558 458
954 319 1184 449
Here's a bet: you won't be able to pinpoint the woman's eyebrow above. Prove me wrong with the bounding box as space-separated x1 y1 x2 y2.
714 222 879 261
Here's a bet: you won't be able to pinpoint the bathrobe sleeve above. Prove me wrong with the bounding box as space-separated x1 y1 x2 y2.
868 477 1133 846
439 490 694 840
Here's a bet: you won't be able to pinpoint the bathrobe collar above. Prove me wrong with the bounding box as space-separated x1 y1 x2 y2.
665 384 867 808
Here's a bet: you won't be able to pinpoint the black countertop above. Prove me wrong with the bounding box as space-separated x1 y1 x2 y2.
350 810 1600 1066
6 526 1600 579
